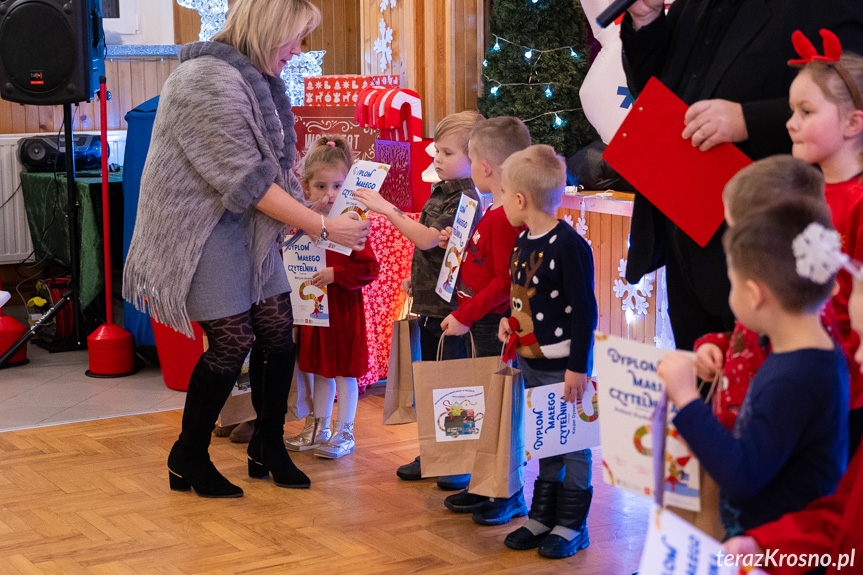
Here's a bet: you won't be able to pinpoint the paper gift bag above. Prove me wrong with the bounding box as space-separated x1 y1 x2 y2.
468 364 525 499
382 315 420 425
286 366 311 422
414 349 501 477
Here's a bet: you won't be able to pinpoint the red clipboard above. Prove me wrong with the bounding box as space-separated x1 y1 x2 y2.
603 77 753 247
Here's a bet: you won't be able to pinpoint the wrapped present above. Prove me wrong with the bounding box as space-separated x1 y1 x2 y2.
293 106 379 163
376 138 433 212
304 75 399 106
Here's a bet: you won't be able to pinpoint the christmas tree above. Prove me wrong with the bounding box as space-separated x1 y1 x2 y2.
477 0 597 158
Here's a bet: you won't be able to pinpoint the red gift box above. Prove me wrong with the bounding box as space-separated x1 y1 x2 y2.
304 75 400 106
375 138 433 213
292 106 380 164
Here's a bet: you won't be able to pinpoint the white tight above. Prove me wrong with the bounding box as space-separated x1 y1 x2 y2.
310 374 358 423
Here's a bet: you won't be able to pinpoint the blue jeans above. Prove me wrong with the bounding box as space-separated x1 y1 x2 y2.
519 359 592 491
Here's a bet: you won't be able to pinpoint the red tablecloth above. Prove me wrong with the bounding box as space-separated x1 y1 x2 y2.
359 211 420 392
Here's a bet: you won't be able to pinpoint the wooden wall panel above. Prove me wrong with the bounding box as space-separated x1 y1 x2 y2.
173 0 361 76
0 59 180 134
362 0 484 137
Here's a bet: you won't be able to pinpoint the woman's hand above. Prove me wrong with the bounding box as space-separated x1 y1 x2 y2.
325 212 370 251
694 342 724 382
657 351 701 409
682 99 748 151
627 0 665 30
312 267 334 288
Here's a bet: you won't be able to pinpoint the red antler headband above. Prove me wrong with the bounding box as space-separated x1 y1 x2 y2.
788 29 863 111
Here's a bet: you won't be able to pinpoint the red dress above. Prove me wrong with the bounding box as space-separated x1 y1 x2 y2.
298 243 379 378
747 447 863 575
826 177 863 410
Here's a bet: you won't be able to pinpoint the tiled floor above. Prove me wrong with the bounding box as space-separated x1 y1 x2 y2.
0 340 185 433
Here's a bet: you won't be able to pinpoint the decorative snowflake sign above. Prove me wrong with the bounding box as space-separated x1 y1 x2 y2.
176 0 229 41
792 222 846 284
380 0 397 11
373 18 394 72
613 258 653 316
279 51 325 105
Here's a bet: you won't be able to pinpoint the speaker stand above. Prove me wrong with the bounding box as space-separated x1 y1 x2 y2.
59 102 86 351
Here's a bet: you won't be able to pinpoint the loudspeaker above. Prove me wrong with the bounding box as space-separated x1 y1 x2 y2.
0 0 105 105
18 134 105 172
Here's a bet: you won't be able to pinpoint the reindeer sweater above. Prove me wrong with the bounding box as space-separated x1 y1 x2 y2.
508 220 597 377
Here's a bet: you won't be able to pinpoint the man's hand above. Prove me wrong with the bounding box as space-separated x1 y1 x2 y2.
401 276 412 296
564 370 587 403
498 316 513 343
439 226 453 249
682 99 748 151
694 343 724 382
312 267 334 288
441 314 470 336
657 351 701 409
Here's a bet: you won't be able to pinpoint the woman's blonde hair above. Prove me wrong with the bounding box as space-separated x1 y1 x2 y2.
213 0 321 75
300 136 353 184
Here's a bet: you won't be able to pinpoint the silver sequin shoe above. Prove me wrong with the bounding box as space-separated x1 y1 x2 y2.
285 416 331 451
314 420 355 459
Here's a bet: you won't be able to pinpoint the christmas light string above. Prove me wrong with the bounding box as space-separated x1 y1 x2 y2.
483 33 584 128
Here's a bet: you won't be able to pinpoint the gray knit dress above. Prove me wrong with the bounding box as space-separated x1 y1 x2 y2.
122 42 304 337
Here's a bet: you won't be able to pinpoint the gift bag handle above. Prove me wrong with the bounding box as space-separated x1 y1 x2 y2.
436 331 477 361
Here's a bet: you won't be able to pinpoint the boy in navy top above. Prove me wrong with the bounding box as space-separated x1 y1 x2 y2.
659 200 849 538
497 145 598 559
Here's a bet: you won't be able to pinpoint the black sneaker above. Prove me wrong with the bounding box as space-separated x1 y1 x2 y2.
444 489 489 513
436 474 470 490
472 489 528 526
396 456 423 480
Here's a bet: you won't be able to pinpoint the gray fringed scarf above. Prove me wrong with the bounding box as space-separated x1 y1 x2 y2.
123 41 302 337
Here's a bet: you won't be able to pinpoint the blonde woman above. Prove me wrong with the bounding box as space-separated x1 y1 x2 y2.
123 0 369 498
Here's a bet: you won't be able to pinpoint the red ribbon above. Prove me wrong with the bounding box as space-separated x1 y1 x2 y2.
503 316 538 362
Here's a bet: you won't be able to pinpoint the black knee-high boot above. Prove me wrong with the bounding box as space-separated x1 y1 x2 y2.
504 478 558 550
538 486 592 559
247 345 310 489
167 361 244 498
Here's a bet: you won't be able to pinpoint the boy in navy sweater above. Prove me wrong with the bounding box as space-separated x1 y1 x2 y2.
659 200 849 538
497 145 598 559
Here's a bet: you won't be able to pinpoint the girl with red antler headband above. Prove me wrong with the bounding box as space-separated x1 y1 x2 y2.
786 28 863 458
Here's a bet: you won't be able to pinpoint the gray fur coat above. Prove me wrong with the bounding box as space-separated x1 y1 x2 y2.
122 41 303 337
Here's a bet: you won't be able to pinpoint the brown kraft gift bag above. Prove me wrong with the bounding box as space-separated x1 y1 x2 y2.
382 298 421 425
468 363 525 499
413 335 501 477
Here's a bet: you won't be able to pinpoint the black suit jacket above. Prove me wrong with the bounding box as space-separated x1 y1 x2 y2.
620 0 863 309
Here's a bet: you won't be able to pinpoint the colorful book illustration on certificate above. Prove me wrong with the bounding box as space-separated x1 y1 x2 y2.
282 234 329 326
322 160 390 255
524 379 600 461
435 193 479 302
594 333 701 511
432 387 485 442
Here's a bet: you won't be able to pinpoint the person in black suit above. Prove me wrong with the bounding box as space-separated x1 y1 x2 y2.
620 0 863 350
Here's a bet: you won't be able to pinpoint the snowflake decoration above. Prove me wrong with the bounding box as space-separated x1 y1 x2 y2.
279 51 325 105
176 0 229 41
373 18 394 72
613 259 653 316
563 213 592 249
380 0 397 11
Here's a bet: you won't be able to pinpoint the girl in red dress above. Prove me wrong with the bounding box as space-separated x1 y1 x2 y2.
284 137 379 458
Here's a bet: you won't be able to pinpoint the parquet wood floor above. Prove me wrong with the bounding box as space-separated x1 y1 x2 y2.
0 386 650 574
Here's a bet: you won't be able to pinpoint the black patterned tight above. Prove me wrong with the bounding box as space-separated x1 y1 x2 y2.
197 292 295 376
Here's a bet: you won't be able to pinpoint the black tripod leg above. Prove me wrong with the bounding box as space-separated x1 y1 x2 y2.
0 292 72 368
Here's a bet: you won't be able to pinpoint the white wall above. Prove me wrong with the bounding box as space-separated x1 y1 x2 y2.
104 0 175 46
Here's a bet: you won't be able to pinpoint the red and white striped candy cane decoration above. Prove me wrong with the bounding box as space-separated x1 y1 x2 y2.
379 88 423 142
